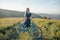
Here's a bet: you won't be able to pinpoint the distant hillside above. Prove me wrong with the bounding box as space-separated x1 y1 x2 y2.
0 9 60 20
0 9 42 18
37 13 60 20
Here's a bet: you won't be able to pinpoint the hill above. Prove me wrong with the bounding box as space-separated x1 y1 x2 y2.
0 9 42 18
0 9 60 20
37 13 60 20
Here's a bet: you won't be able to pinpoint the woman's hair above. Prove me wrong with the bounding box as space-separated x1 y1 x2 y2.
26 8 30 10
26 8 30 13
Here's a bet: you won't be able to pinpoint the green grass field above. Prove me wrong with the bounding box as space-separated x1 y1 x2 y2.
0 18 60 40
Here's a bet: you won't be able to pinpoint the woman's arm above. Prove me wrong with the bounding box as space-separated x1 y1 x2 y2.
23 13 26 21
30 13 32 19
30 16 32 19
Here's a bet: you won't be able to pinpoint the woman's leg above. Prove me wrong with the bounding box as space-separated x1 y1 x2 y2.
24 19 30 27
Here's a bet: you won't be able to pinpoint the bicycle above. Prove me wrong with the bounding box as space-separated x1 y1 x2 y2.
18 21 42 38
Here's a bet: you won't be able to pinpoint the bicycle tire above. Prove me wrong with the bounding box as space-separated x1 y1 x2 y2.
30 26 42 38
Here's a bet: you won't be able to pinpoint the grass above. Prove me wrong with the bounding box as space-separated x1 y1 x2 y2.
0 18 23 29
0 18 60 40
33 18 60 38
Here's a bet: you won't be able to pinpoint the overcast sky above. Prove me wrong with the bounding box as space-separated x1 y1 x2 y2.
0 0 60 14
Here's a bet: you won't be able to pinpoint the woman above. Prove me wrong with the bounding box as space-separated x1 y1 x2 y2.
24 8 32 27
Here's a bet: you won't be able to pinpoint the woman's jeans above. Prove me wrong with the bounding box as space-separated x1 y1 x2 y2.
24 18 31 27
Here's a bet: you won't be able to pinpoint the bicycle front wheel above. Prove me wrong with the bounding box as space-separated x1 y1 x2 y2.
30 26 42 38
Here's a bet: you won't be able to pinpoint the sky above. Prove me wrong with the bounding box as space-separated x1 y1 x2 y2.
0 0 60 14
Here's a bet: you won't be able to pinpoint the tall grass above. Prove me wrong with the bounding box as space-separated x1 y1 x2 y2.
0 18 60 40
